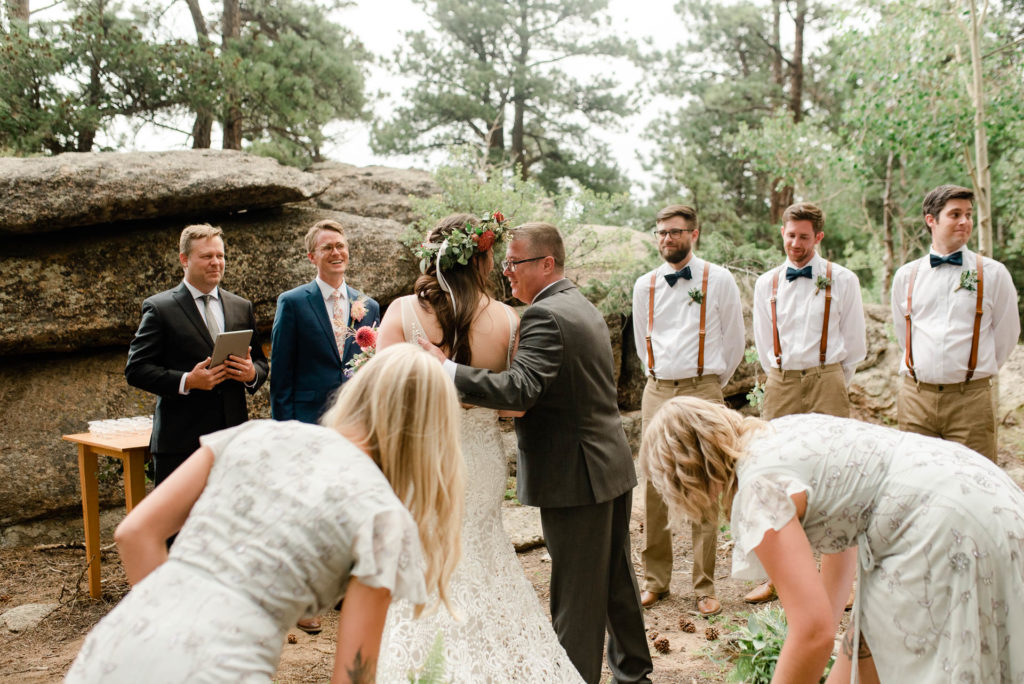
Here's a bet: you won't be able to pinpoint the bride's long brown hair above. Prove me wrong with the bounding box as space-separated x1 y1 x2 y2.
414 214 494 365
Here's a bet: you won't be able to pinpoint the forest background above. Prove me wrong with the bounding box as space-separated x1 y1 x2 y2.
4 0 1024 323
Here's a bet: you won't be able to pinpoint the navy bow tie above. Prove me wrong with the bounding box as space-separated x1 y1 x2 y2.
664 266 692 287
930 252 963 268
785 265 813 281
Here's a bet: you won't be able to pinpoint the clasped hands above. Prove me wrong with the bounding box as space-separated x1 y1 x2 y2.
185 348 256 391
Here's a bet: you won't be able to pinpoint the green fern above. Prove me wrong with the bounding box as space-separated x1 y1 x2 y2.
407 631 447 683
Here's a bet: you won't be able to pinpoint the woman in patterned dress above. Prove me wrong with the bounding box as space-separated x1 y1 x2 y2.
641 396 1024 684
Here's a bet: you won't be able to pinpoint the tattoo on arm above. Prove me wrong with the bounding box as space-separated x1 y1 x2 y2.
346 648 377 684
841 629 873 660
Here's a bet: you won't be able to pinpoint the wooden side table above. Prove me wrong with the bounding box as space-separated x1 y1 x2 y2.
62 431 151 599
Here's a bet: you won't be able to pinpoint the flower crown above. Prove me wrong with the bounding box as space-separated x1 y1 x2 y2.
414 210 508 273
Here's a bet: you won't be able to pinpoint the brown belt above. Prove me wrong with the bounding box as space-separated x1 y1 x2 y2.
768 363 843 380
648 375 720 389
902 375 991 393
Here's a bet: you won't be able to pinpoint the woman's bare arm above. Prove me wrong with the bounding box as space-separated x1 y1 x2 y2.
332 579 392 683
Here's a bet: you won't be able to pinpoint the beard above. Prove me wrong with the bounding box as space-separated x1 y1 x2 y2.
660 244 691 264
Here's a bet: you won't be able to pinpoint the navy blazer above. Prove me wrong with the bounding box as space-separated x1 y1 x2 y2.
270 280 381 423
125 282 269 455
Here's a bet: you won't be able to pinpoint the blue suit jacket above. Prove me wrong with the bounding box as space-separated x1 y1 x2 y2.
270 280 381 423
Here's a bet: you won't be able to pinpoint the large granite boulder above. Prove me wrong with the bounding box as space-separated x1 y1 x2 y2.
308 162 439 226
0 150 329 235
0 206 419 356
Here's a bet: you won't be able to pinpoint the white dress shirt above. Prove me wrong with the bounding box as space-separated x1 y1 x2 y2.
316 277 348 325
891 247 1019 383
753 253 866 384
631 258 745 387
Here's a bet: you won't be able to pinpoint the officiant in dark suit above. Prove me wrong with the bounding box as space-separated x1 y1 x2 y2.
269 219 381 424
422 222 653 684
125 224 268 486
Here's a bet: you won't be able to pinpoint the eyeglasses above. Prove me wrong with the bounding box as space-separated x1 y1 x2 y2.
316 242 347 255
651 228 696 240
501 256 547 272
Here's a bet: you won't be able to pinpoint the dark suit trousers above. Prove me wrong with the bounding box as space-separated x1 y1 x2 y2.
541 491 653 684
152 452 191 488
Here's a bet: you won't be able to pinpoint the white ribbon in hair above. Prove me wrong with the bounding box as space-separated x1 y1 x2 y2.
421 238 459 350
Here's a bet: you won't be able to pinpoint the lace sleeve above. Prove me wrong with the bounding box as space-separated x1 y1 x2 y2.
350 506 428 605
730 473 808 580
198 422 249 457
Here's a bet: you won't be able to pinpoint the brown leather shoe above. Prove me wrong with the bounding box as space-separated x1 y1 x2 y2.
640 590 669 608
696 595 722 616
743 580 777 604
296 617 322 634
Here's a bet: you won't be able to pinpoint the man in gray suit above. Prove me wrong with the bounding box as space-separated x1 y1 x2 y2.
423 223 653 684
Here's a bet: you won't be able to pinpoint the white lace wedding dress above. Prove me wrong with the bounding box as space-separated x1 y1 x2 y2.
376 299 583 683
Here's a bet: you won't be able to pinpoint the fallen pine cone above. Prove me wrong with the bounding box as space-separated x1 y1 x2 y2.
653 637 671 654
705 626 720 641
647 630 659 641
287 633 298 644
679 617 696 633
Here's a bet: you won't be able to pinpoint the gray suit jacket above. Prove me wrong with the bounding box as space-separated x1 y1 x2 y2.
455 279 636 508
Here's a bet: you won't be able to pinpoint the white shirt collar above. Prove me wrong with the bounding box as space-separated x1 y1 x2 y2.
316 277 346 300
183 280 219 300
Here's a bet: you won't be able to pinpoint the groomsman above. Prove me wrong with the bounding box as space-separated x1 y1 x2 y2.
631 205 744 616
748 202 866 604
891 185 1019 461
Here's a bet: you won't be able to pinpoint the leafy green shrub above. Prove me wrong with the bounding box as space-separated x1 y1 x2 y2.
726 606 833 684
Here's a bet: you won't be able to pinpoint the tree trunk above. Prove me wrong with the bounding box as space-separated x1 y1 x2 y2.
7 0 29 22
221 0 242 150
966 0 992 257
882 150 896 297
184 0 213 148
771 0 782 89
789 0 806 123
511 0 528 179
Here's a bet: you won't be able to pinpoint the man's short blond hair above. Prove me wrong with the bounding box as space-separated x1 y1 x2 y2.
179 224 224 256
510 222 565 270
304 220 346 253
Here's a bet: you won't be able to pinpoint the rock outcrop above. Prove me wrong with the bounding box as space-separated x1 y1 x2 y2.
0 150 329 235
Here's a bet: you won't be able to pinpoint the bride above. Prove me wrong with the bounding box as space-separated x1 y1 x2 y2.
375 213 584 683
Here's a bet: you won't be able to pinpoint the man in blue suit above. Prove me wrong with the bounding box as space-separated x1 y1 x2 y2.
270 219 381 425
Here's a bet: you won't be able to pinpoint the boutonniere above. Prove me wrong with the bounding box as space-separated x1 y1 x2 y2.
814 275 832 295
687 288 704 305
344 325 378 379
955 270 978 292
350 295 368 322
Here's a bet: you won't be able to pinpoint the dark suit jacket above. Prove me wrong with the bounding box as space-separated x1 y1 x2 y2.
455 279 636 508
125 282 269 455
270 280 380 424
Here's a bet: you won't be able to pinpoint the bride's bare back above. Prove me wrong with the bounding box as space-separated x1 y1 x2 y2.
377 294 519 373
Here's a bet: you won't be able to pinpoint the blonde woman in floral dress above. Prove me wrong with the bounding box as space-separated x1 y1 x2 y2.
641 397 1024 684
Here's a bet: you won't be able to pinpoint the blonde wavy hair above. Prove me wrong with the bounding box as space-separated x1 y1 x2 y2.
320 343 464 617
639 397 766 529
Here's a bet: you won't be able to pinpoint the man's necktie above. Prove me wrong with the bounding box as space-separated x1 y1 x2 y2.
329 290 347 359
200 294 220 339
930 252 963 268
785 265 813 281
664 266 692 287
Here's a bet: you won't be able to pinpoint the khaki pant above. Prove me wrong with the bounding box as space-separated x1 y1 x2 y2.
898 375 996 461
761 364 850 420
641 375 722 597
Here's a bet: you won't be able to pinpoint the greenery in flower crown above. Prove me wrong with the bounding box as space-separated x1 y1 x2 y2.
413 210 509 273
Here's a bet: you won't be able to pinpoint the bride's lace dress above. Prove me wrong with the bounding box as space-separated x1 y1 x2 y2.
376 299 583 683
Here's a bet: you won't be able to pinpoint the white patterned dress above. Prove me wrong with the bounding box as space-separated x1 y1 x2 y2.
731 414 1024 683
66 420 427 683
376 298 583 683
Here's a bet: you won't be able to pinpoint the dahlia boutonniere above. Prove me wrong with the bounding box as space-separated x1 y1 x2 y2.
688 288 704 306
350 295 368 322
344 325 378 379
955 270 978 293
814 275 832 295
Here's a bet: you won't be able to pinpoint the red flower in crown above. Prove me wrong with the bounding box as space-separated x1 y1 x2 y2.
354 326 377 350
477 229 496 252
492 210 505 223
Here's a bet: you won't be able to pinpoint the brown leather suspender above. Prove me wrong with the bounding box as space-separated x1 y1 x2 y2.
646 272 657 378
770 269 783 368
966 257 984 381
647 265 711 378
696 265 710 377
818 261 833 365
904 263 919 381
770 262 832 369
904 255 985 383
